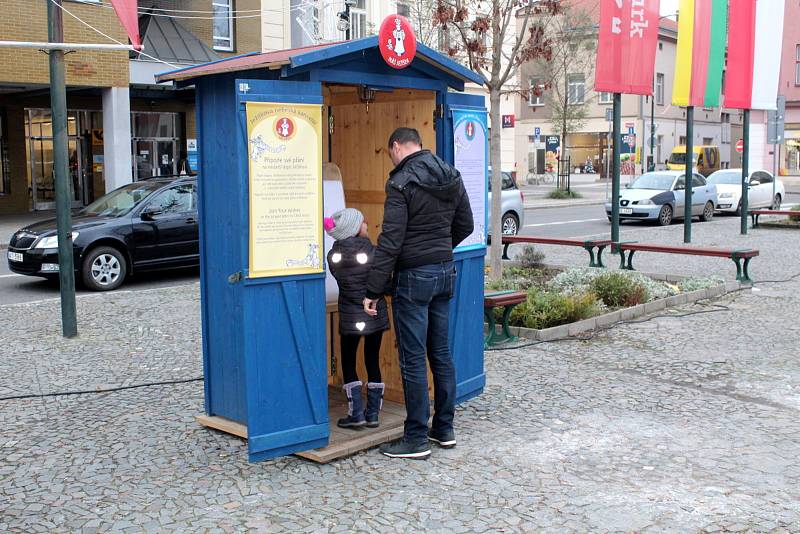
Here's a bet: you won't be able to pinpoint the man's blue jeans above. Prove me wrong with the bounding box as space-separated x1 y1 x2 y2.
392 262 457 446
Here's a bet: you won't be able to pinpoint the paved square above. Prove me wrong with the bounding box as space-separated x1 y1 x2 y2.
1 217 799 533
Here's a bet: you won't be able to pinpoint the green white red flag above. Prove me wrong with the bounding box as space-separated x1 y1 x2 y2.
723 0 785 110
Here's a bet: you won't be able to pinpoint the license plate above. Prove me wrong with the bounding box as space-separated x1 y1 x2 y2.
7 251 23 262
620 208 633 215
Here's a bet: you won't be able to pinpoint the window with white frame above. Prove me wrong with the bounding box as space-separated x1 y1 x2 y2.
598 92 612 104
213 0 234 51
350 0 367 39
529 78 544 106
567 73 585 105
656 73 664 105
796 45 800 85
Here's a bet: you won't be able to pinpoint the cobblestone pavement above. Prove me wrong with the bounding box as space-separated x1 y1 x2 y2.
2 218 800 533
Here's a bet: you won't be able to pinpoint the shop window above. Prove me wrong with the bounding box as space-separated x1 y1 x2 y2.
213 0 234 51
0 114 8 196
656 73 664 105
567 73 585 105
529 78 544 106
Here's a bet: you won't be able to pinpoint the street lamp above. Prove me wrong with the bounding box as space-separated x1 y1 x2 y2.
337 0 358 40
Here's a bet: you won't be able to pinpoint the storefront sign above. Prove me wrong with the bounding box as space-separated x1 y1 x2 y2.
452 108 488 250
246 102 323 278
379 15 416 69
595 0 660 96
186 138 199 173
502 115 515 128
92 154 104 174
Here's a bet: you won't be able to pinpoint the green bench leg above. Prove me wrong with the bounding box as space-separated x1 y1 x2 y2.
751 214 759 228
484 305 519 348
502 243 510 260
589 245 607 268
617 249 636 270
734 256 754 284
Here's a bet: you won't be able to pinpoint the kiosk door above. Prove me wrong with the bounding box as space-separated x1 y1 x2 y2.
231 80 328 461
437 91 488 404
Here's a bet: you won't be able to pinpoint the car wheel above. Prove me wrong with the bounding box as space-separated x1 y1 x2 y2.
699 201 714 222
657 205 673 226
772 194 782 210
502 212 520 235
734 200 742 216
82 246 127 291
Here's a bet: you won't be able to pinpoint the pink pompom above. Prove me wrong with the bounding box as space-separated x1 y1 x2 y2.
323 217 336 231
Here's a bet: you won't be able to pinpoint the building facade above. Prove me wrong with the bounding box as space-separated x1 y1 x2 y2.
514 12 746 179
777 0 800 175
0 0 262 215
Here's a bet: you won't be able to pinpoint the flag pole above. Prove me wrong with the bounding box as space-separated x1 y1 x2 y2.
741 109 750 235
684 106 693 243
47 0 77 338
611 93 621 244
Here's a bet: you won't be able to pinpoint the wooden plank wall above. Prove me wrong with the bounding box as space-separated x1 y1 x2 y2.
323 86 437 404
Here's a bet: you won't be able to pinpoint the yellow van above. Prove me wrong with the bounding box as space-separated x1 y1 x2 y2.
666 145 720 176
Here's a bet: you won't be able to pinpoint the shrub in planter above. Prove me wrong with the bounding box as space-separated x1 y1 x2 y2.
790 205 800 222
590 271 648 308
518 245 546 269
507 288 602 330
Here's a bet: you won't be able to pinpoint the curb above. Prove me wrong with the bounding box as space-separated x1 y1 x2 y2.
523 199 606 210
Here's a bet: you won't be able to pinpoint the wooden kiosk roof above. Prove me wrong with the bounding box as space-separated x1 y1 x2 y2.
155 36 485 90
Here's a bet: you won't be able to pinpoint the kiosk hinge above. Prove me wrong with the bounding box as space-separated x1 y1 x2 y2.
227 271 243 284
433 104 444 127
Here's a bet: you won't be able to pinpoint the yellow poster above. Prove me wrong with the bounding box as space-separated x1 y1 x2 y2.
246 102 323 278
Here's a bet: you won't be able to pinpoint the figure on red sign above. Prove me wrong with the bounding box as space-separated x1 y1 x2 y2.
387 18 406 57
465 121 475 140
275 117 295 140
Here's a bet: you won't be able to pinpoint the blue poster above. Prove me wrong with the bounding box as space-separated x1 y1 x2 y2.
452 108 488 250
187 138 199 173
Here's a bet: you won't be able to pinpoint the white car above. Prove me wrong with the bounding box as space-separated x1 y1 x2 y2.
707 169 785 214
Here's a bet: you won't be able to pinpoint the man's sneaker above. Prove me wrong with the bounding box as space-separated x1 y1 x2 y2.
379 439 431 459
428 429 456 449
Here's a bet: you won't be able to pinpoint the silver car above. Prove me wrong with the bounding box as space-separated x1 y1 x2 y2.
604 170 718 226
707 169 785 214
488 171 526 235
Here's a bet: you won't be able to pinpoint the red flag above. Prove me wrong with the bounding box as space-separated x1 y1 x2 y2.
110 0 142 50
595 0 661 95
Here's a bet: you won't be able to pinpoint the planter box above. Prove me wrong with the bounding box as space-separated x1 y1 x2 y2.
487 279 739 343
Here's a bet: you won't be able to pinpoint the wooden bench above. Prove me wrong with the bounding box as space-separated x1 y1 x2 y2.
484 290 527 348
612 242 759 284
502 236 613 268
749 209 799 228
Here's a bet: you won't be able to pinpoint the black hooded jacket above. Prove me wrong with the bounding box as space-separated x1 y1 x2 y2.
366 150 473 298
328 236 390 336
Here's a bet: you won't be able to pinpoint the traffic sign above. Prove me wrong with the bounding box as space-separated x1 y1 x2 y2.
605 108 613 122
534 127 541 136
735 139 744 153
628 126 635 135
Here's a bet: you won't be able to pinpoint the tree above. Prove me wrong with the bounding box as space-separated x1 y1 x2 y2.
433 0 560 279
529 4 597 188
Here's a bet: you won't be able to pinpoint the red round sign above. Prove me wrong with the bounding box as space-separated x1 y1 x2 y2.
379 15 416 69
735 139 744 153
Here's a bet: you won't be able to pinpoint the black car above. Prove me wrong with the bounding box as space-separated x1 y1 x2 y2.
7 176 199 290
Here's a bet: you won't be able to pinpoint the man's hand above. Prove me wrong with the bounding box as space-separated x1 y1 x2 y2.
363 297 378 317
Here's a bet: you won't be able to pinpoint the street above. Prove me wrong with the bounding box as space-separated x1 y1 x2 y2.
3 192 798 306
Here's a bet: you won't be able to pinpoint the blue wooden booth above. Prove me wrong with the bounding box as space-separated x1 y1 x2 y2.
157 37 488 463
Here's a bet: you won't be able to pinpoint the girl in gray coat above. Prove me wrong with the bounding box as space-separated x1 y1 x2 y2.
325 208 390 429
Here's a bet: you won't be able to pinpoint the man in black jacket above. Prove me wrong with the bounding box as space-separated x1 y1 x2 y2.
363 127 473 459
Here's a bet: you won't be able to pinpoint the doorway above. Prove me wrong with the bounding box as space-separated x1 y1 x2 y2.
26 109 86 211
131 112 181 180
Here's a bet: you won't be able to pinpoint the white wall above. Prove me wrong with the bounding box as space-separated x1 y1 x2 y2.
262 0 291 52
102 87 133 191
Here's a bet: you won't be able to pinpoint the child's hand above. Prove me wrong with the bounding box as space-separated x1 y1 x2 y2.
362 297 378 317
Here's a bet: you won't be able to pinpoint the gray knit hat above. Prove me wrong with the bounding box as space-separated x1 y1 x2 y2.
324 208 364 240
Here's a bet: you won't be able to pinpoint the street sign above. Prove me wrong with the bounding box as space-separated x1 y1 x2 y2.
628 126 635 135
534 126 541 136
767 95 786 144
605 108 613 122
735 139 744 153
502 114 515 128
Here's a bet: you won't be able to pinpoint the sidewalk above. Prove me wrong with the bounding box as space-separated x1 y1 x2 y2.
2 218 799 531
520 172 609 209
